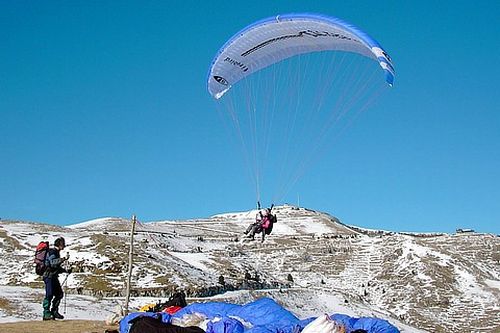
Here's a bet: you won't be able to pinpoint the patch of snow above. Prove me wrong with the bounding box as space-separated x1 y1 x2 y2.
67 217 116 229
484 279 500 290
0 286 116 322
168 252 216 273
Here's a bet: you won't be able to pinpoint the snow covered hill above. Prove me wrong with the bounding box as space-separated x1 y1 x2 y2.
0 205 498 332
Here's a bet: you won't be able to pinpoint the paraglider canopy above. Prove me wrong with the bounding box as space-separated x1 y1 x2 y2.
208 13 394 99
207 13 395 204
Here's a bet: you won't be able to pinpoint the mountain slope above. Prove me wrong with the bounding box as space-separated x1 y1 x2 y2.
0 205 498 332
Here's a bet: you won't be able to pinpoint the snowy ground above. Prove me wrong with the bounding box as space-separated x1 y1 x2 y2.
0 286 426 332
0 286 116 323
3 209 497 332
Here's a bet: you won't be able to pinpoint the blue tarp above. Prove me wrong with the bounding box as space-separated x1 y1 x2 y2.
120 297 399 333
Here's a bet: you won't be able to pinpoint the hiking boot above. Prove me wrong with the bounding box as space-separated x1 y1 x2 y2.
52 311 64 320
43 312 54 320
42 298 54 320
51 298 64 319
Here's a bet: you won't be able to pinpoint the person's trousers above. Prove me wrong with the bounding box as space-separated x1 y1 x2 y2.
43 276 63 313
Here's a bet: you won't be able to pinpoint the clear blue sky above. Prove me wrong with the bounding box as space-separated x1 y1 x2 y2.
1 1 499 234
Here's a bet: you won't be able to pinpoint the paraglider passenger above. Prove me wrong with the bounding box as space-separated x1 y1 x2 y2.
245 208 272 242
42 237 71 320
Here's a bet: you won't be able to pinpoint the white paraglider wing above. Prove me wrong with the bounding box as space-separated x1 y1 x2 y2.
207 13 394 99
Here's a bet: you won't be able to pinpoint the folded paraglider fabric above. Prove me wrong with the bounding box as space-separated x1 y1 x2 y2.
206 317 245 333
301 314 343 333
331 314 399 333
120 297 399 333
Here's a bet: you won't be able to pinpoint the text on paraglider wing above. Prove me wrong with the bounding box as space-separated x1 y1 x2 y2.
223 57 249 72
241 29 360 57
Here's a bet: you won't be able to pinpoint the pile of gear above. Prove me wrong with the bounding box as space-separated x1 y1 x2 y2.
138 292 188 315
120 297 400 333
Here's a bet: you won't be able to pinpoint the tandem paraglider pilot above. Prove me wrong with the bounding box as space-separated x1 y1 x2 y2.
37 237 72 321
244 207 276 242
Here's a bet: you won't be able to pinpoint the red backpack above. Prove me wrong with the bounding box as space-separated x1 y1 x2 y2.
34 241 49 276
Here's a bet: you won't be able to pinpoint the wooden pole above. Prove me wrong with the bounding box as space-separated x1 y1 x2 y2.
124 214 137 315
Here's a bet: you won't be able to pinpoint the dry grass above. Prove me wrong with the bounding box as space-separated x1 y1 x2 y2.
82 275 115 292
0 297 16 315
0 320 117 333
0 228 23 251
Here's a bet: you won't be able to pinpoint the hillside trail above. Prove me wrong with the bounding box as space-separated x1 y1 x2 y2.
0 320 117 333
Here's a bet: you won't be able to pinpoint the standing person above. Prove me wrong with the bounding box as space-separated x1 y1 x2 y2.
42 237 71 320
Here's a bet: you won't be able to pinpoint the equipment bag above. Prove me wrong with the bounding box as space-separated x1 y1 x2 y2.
265 214 277 235
129 316 204 333
34 241 49 276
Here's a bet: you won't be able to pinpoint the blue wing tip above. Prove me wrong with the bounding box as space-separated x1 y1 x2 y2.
385 71 395 87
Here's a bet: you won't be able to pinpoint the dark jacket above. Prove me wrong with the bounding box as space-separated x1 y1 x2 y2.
43 248 67 278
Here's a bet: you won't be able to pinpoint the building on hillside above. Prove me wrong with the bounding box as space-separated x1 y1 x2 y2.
456 228 475 234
